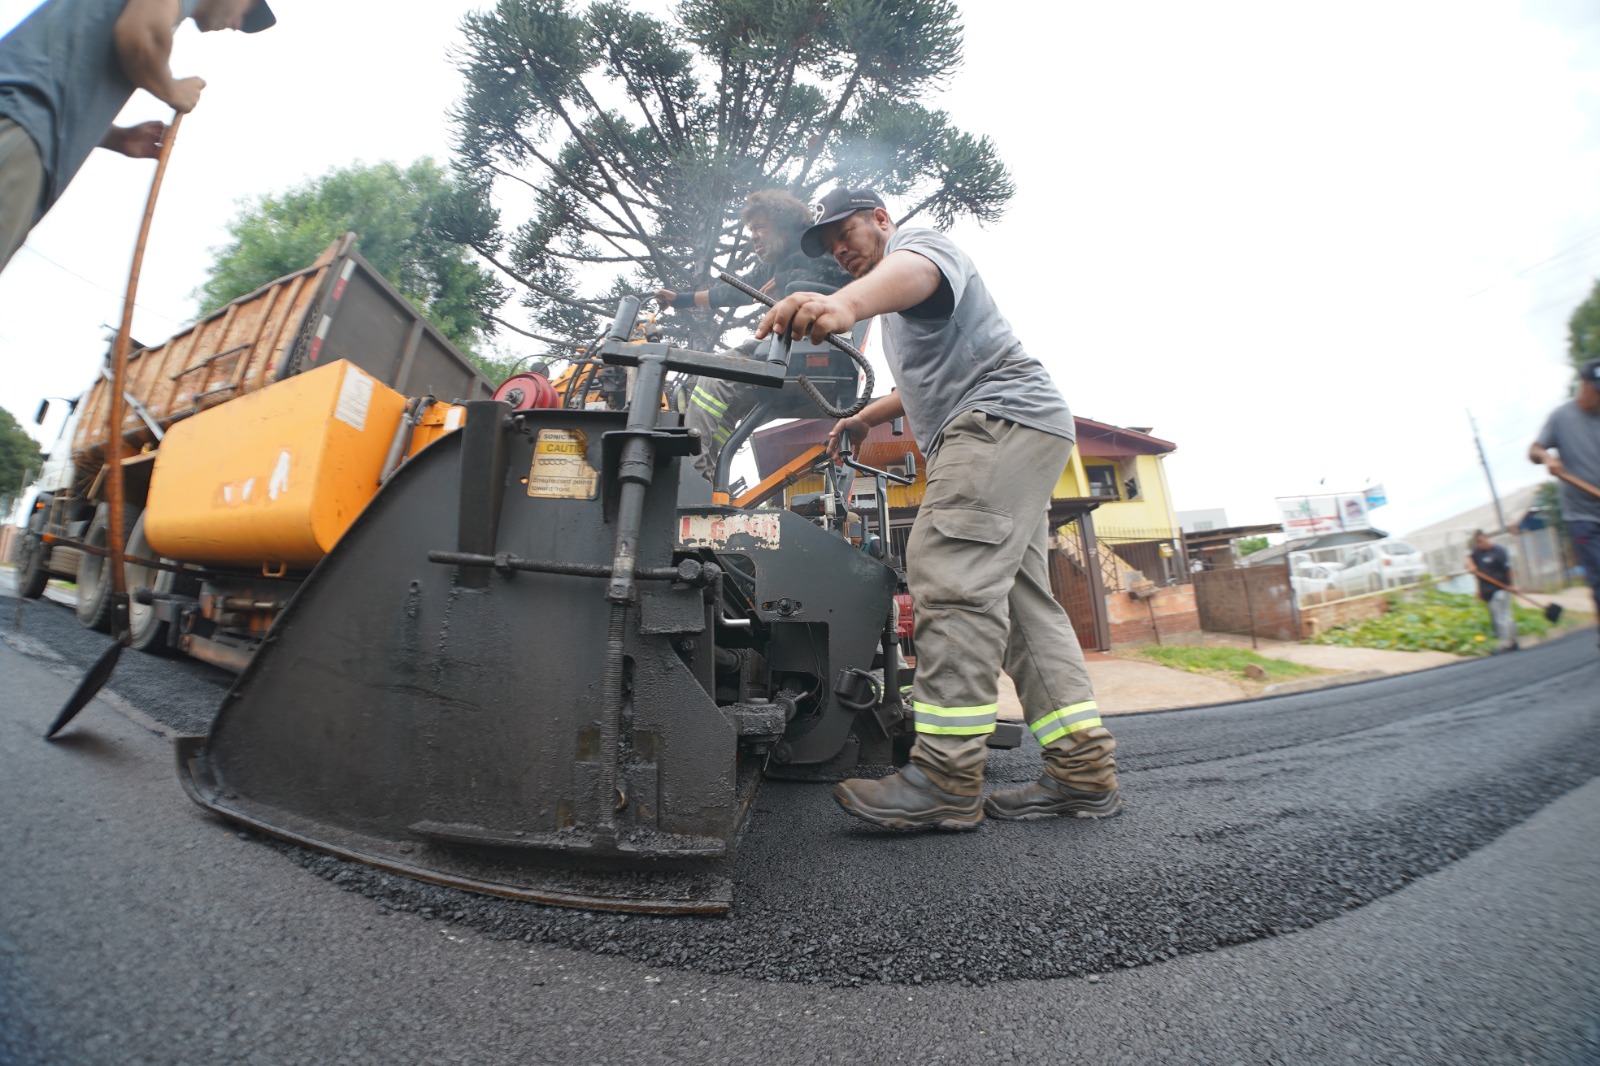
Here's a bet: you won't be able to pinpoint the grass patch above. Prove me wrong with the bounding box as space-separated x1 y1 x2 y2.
1131 645 1321 682
1310 587 1552 657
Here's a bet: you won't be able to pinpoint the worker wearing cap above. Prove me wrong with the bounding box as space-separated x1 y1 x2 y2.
1529 358 1600 636
0 0 276 273
757 187 1120 830
655 189 850 483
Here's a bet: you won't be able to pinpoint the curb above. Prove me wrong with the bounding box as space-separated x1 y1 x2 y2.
1260 670 1388 697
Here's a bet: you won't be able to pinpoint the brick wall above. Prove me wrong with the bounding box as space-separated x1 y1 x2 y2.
1299 593 1389 639
1192 564 1300 642
1105 584 1201 647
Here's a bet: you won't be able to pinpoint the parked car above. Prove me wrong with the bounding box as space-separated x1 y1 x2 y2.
1336 539 1428 595
1291 562 1344 600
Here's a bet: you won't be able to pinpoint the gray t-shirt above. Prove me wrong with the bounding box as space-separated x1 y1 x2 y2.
0 0 196 216
1535 400 1600 523
879 227 1075 457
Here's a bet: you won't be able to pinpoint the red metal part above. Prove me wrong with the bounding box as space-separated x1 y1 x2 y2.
493 372 560 411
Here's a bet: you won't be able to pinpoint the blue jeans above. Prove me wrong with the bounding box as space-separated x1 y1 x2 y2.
1569 520 1600 622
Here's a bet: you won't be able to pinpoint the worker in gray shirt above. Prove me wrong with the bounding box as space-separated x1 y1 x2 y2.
1530 358 1600 638
0 0 276 274
758 187 1121 831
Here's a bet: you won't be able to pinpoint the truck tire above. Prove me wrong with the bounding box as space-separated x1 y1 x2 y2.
17 510 50 599
126 512 196 654
75 502 135 633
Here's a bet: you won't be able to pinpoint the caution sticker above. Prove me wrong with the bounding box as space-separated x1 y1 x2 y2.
528 428 599 499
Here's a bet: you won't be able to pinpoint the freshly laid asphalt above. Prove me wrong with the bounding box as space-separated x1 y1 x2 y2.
2 585 1598 1064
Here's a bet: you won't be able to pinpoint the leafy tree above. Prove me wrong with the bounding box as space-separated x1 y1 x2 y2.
1568 278 1600 371
441 0 1015 349
0 406 44 517
195 159 512 377
1237 536 1270 556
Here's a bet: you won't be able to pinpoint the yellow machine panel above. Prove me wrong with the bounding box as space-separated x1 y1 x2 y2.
407 401 467 458
144 360 407 568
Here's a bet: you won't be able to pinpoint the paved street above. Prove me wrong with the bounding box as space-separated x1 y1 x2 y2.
2 584 1598 1064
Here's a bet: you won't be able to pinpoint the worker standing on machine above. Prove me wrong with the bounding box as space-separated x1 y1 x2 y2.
757 187 1121 831
656 189 849 482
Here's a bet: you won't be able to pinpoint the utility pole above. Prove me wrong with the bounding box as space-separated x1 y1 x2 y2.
1468 411 1509 533
1469 409 1529 584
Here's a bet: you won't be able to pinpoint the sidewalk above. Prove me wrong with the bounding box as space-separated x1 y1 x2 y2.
996 585 1597 719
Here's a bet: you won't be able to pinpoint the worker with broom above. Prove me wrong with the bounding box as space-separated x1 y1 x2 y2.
1530 358 1600 644
0 0 276 273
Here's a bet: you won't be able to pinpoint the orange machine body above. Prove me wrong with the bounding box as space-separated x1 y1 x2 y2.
144 360 407 569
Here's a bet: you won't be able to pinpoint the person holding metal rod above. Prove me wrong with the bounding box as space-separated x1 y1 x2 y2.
0 0 276 273
756 187 1121 830
1529 358 1600 643
655 189 849 482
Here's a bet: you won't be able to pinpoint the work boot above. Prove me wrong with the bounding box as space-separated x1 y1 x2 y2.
833 765 984 832
983 775 1123 821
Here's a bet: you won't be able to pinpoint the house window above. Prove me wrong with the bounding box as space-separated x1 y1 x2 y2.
1085 462 1120 499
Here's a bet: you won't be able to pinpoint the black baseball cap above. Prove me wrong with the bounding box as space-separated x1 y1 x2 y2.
800 187 886 258
1582 358 1600 384
243 1 276 33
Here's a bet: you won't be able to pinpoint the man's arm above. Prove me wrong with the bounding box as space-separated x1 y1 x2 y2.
98 120 166 159
756 250 942 345
114 0 206 114
1529 441 1566 478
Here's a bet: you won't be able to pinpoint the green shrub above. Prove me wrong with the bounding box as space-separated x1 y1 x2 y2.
1310 588 1550 656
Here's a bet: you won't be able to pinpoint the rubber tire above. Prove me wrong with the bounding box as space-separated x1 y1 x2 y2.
75 502 134 633
17 510 50 599
126 512 196 654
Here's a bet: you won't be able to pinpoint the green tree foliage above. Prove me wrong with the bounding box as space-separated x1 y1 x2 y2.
441 0 1016 348
1236 536 1270 556
1568 278 1600 370
0 406 45 515
195 160 510 375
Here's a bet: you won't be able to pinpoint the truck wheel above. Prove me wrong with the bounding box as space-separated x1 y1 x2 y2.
17 511 50 599
75 502 134 632
126 513 198 654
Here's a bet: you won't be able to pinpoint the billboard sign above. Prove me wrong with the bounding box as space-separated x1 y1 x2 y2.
1277 492 1372 538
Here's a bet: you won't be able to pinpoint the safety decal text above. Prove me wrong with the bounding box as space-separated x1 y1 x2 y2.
527 428 599 500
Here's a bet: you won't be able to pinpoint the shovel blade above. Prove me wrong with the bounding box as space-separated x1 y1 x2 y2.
1544 603 1563 623
46 639 123 740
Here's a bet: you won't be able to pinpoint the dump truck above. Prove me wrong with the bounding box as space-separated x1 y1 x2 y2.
15 234 492 671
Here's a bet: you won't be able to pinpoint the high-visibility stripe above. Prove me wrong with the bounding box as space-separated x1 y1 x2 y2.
691 395 727 421
692 387 728 415
712 425 732 444
913 701 998 736
1031 700 1102 746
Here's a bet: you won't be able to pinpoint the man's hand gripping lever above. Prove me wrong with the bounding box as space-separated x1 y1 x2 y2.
716 271 874 419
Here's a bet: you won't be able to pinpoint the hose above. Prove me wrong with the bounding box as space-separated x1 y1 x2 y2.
714 272 872 419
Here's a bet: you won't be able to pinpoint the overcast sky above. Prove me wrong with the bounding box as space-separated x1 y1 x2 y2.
2 0 1597 537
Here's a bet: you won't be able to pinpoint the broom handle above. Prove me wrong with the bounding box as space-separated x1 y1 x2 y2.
106 113 182 616
1551 467 1600 502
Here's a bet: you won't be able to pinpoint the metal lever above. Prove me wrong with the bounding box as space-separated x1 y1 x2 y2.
836 435 916 486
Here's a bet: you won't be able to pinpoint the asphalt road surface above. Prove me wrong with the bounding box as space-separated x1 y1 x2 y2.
2 584 1598 1064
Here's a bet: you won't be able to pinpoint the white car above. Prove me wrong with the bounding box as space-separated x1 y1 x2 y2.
1337 540 1428 595
1291 562 1344 599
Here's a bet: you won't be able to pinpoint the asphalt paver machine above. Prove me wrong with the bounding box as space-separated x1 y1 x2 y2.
176 295 1021 913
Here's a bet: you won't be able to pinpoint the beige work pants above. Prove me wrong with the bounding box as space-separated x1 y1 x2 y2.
905 412 1117 795
0 118 45 273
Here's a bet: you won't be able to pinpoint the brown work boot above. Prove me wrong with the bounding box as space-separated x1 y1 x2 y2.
833 765 984 832
983 776 1123 821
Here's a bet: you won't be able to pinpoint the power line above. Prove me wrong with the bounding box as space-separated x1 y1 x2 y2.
14 244 187 326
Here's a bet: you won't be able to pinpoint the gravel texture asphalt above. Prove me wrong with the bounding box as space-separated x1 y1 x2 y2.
3 585 1599 1063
